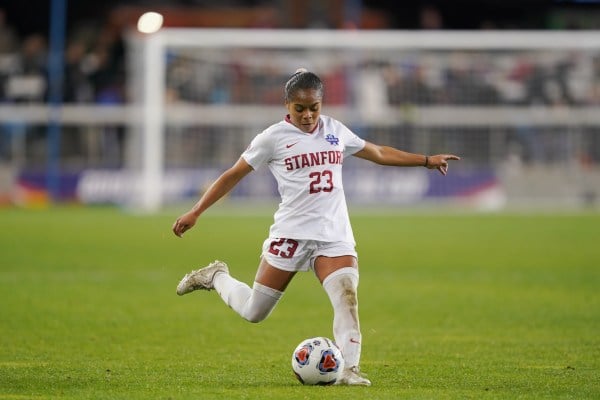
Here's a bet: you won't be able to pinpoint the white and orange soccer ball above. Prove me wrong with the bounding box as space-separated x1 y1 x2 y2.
291 337 344 385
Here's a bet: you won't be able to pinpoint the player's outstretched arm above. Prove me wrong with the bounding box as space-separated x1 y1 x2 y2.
172 157 253 237
354 141 460 175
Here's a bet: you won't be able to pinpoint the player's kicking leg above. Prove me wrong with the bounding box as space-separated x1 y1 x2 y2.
176 259 284 324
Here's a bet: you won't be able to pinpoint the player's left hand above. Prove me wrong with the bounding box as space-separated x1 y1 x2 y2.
427 154 461 176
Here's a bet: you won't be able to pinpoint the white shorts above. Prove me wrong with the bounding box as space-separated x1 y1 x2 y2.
261 238 357 272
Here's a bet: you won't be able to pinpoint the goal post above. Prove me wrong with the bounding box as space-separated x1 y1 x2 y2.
126 29 600 212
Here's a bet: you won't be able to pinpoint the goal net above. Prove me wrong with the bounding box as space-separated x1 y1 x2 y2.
115 29 600 212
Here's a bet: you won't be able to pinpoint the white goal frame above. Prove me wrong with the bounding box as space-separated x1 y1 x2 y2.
129 29 600 212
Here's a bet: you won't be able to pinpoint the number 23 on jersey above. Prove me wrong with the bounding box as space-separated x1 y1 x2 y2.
309 170 333 194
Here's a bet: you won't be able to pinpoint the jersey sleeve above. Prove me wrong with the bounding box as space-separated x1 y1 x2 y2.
241 130 274 170
339 122 366 157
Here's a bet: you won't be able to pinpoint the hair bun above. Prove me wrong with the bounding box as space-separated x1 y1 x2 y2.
295 68 308 73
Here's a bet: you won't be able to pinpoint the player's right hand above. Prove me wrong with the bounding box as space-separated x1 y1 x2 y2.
172 212 197 237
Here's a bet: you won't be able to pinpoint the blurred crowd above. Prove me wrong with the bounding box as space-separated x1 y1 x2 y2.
2 1 600 107
1 3 599 171
164 49 600 108
0 8 126 104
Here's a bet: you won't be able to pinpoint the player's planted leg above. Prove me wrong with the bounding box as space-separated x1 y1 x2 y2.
336 365 371 386
322 267 371 386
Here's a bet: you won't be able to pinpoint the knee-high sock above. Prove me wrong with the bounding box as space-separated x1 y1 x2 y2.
322 267 361 368
213 272 283 323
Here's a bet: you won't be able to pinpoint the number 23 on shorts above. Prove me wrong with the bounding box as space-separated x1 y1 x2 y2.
268 238 299 258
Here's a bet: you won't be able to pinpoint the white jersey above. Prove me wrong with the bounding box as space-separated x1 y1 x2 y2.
242 114 366 244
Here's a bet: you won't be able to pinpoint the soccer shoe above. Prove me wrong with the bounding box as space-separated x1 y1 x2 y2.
176 260 229 295
335 366 372 386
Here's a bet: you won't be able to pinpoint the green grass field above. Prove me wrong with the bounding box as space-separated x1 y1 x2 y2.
1 206 599 399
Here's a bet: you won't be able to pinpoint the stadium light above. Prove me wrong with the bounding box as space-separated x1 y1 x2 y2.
137 12 164 34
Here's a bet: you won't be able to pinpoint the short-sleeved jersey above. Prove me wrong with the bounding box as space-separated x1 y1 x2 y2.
242 114 366 244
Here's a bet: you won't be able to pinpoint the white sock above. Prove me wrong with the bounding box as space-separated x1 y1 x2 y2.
213 272 283 323
322 267 362 368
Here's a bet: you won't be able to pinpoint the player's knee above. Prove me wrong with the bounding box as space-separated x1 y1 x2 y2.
241 282 282 323
324 268 359 309
242 308 270 323
244 315 264 323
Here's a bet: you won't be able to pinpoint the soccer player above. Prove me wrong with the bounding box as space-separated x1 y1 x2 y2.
172 68 460 386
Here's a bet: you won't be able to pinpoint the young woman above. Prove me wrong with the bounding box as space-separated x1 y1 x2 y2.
172 68 460 386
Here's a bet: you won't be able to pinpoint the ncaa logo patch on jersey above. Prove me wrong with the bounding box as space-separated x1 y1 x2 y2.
325 134 339 146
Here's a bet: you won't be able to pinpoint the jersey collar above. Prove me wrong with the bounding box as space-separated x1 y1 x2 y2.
285 114 320 134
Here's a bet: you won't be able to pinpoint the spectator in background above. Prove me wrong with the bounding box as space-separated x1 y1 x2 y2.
20 34 47 78
385 63 435 106
0 8 20 102
590 55 600 105
554 56 576 106
2 34 47 103
0 8 18 54
524 63 551 105
88 26 125 104
63 41 93 103
0 8 20 160
419 4 443 29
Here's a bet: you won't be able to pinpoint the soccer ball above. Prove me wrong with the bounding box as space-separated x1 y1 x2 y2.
291 337 344 385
